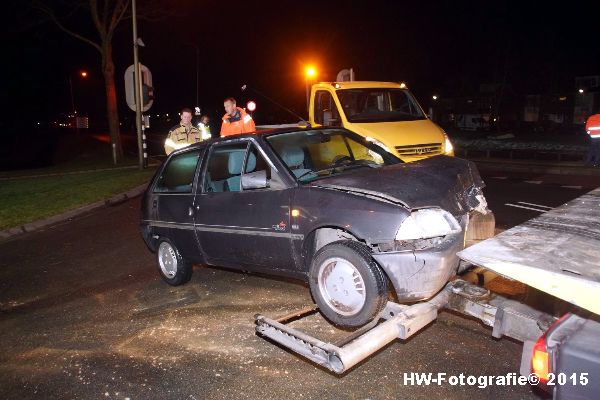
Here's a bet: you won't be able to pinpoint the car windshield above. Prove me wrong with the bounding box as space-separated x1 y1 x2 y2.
266 129 401 183
337 88 426 123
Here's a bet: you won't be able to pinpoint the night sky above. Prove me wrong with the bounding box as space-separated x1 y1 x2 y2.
3 0 600 130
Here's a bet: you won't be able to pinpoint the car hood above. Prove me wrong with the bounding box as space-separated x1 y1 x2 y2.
310 156 486 216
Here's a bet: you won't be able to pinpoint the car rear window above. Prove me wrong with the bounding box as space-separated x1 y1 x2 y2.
154 149 203 193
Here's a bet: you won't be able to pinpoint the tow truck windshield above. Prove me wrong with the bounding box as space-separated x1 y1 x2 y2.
337 88 426 123
266 129 401 183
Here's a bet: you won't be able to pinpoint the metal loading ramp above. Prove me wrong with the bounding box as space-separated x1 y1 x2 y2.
256 279 554 374
457 187 600 315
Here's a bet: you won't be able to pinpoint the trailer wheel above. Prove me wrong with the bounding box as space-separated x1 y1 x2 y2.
156 239 192 286
309 240 388 328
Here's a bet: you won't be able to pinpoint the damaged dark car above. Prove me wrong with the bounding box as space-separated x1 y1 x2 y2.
140 128 492 328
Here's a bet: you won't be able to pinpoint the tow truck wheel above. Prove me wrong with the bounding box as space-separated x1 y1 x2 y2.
309 240 388 328
156 239 192 286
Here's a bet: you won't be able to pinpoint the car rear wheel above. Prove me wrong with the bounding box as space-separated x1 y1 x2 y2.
157 239 192 286
309 240 388 328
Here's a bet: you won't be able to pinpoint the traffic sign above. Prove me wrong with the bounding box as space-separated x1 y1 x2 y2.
124 63 154 112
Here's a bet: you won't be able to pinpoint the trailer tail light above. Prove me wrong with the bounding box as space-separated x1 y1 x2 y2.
532 337 551 381
531 313 569 382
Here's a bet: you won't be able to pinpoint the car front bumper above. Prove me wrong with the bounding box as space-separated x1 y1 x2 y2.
372 232 464 302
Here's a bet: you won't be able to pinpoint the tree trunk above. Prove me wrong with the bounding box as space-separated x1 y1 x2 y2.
102 43 123 164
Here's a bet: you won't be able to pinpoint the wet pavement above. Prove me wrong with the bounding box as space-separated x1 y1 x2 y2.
0 177 596 399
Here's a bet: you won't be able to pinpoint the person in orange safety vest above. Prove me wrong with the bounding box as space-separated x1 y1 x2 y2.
220 97 256 137
585 114 600 167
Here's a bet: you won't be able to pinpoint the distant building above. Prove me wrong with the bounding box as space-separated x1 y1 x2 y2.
574 75 600 125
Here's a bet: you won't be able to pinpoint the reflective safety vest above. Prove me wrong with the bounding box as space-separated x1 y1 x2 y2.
220 107 256 137
198 122 212 141
586 114 600 139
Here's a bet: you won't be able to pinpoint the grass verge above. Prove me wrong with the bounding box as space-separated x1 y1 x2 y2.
0 167 156 231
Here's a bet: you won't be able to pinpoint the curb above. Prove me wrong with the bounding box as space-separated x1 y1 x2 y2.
0 184 148 241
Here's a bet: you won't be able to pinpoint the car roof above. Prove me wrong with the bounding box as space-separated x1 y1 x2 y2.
176 126 350 153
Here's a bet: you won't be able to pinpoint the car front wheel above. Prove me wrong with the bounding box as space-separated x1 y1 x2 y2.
156 239 192 286
309 240 388 328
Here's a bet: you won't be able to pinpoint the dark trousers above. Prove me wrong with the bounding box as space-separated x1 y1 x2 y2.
585 138 600 167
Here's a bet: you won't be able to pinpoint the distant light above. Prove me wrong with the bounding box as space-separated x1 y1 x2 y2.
80 71 88 77
166 113 169 117
291 209 300 217
493 118 497 122
559 96 567 101
399 82 407 89
305 66 316 78
579 89 584 94
37 122 41 125
247 101 257 112
432 95 438 100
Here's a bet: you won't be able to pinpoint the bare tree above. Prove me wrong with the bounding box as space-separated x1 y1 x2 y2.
35 0 129 164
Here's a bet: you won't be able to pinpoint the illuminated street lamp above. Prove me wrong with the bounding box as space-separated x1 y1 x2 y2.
305 66 317 115
579 89 584 94
432 95 438 100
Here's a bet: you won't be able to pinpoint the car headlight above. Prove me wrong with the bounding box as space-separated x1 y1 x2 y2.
366 137 393 154
395 208 461 240
443 133 454 154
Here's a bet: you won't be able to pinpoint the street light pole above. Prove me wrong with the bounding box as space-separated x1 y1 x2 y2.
69 76 76 116
132 0 144 170
304 66 316 118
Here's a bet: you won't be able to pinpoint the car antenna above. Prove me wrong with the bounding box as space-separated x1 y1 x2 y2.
241 84 311 128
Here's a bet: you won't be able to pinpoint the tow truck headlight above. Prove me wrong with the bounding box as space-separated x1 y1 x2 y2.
443 133 454 154
366 137 393 154
395 209 461 241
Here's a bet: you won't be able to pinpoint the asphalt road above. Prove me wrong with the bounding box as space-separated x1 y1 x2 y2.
0 173 598 400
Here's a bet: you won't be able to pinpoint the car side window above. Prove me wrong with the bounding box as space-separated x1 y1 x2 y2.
154 149 203 193
203 143 248 193
314 90 340 127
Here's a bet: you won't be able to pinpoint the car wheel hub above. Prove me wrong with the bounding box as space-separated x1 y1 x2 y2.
318 257 366 316
158 242 177 279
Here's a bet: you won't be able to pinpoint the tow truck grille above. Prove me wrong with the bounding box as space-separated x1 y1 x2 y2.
394 143 442 157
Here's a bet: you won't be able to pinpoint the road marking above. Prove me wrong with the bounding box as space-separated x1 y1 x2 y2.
505 203 548 212
524 180 542 184
491 176 508 179
561 185 583 190
517 201 553 209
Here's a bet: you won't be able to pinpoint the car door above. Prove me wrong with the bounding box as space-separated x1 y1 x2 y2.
152 147 205 263
193 139 295 272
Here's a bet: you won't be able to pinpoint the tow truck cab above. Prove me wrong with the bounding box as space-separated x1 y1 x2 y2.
308 81 453 162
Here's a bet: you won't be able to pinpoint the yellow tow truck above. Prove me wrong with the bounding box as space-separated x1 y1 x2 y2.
307 81 453 162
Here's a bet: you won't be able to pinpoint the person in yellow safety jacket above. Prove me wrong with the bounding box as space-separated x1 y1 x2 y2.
220 97 256 137
164 107 202 155
198 115 212 141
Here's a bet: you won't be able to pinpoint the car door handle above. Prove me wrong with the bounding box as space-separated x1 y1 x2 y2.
152 199 158 208
188 206 194 216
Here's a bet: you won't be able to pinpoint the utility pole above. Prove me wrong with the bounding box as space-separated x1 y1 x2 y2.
195 45 199 108
132 0 144 169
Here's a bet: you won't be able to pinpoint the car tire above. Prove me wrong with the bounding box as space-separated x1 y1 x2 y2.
309 240 388 328
156 239 192 286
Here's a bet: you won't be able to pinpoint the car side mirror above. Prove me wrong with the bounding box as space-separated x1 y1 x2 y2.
241 170 268 190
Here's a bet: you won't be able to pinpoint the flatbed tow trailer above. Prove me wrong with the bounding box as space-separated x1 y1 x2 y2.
255 188 600 395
